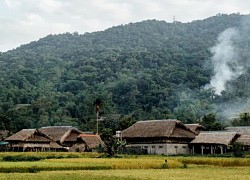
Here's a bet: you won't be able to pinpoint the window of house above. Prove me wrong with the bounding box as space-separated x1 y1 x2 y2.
175 146 178 148
152 146 155 148
144 146 148 149
182 146 186 149
159 146 163 148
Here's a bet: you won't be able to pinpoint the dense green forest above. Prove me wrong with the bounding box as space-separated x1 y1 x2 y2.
0 13 250 133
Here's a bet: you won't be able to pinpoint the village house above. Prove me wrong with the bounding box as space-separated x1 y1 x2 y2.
38 126 82 149
75 134 105 152
5 126 105 152
5 129 65 152
38 126 93 152
226 126 250 151
190 131 240 155
121 119 197 155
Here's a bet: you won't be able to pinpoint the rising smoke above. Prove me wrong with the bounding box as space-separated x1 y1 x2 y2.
209 28 243 95
209 15 250 120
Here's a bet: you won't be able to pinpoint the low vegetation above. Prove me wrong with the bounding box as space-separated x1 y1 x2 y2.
0 152 249 174
172 156 250 166
0 152 99 161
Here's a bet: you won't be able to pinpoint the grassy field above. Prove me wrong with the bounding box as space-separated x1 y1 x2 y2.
0 152 249 179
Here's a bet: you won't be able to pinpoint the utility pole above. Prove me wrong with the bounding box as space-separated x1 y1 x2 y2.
96 110 99 135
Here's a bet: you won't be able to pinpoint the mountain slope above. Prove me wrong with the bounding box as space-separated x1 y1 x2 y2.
0 13 246 132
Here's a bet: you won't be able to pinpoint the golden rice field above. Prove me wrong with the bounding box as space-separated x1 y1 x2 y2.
0 152 249 179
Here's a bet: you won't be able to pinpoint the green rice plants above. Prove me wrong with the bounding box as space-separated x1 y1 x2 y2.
27 166 39 173
173 156 250 167
2 155 43 162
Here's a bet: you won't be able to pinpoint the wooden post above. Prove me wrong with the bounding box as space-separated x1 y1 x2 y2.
211 145 213 154
192 145 194 154
201 145 204 155
220 145 223 154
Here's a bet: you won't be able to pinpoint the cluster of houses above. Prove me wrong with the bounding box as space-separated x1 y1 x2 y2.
0 119 250 155
0 126 104 152
121 119 250 155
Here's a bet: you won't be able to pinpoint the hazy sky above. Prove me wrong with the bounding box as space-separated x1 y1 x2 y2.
1 0 250 52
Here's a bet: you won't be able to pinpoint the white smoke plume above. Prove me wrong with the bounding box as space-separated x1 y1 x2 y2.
210 28 243 95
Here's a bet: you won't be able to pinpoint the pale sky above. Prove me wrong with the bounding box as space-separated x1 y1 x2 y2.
0 0 250 52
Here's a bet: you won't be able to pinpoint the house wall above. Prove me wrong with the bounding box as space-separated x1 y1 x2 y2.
128 143 190 155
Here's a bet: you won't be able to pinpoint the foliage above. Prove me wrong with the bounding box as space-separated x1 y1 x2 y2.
0 14 248 133
232 142 244 157
201 113 224 130
100 128 118 157
231 112 250 126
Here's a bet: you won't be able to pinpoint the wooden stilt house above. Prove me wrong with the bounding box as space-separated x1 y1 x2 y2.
226 126 250 151
5 129 65 152
38 126 84 151
122 119 197 155
190 131 240 155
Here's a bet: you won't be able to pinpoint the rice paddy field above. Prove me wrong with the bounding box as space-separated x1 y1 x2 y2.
0 152 249 180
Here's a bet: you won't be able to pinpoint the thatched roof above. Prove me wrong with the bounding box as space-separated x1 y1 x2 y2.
5 129 36 141
235 135 250 146
5 129 51 142
39 126 82 144
122 119 196 139
226 126 250 135
190 131 239 145
185 124 205 134
79 134 104 149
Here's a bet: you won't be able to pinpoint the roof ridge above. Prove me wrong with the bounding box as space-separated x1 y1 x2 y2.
169 121 178 137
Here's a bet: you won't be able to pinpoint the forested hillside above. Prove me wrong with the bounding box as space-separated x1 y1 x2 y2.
0 13 249 133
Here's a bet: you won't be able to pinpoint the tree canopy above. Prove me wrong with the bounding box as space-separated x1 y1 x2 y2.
0 13 249 133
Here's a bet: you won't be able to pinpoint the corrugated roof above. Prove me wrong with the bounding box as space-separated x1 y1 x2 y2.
190 131 239 145
122 119 196 138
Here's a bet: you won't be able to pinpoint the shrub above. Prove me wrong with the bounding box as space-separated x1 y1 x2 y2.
232 142 244 157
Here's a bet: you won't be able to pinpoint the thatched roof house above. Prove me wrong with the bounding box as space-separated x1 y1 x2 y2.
235 135 250 146
4 126 106 152
122 119 197 155
190 131 239 145
39 126 83 146
190 131 240 155
225 126 250 150
79 134 104 150
122 119 196 139
5 129 65 151
68 134 105 152
67 133 105 152
226 126 250 135
5 129 47 142
185 124 205 134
